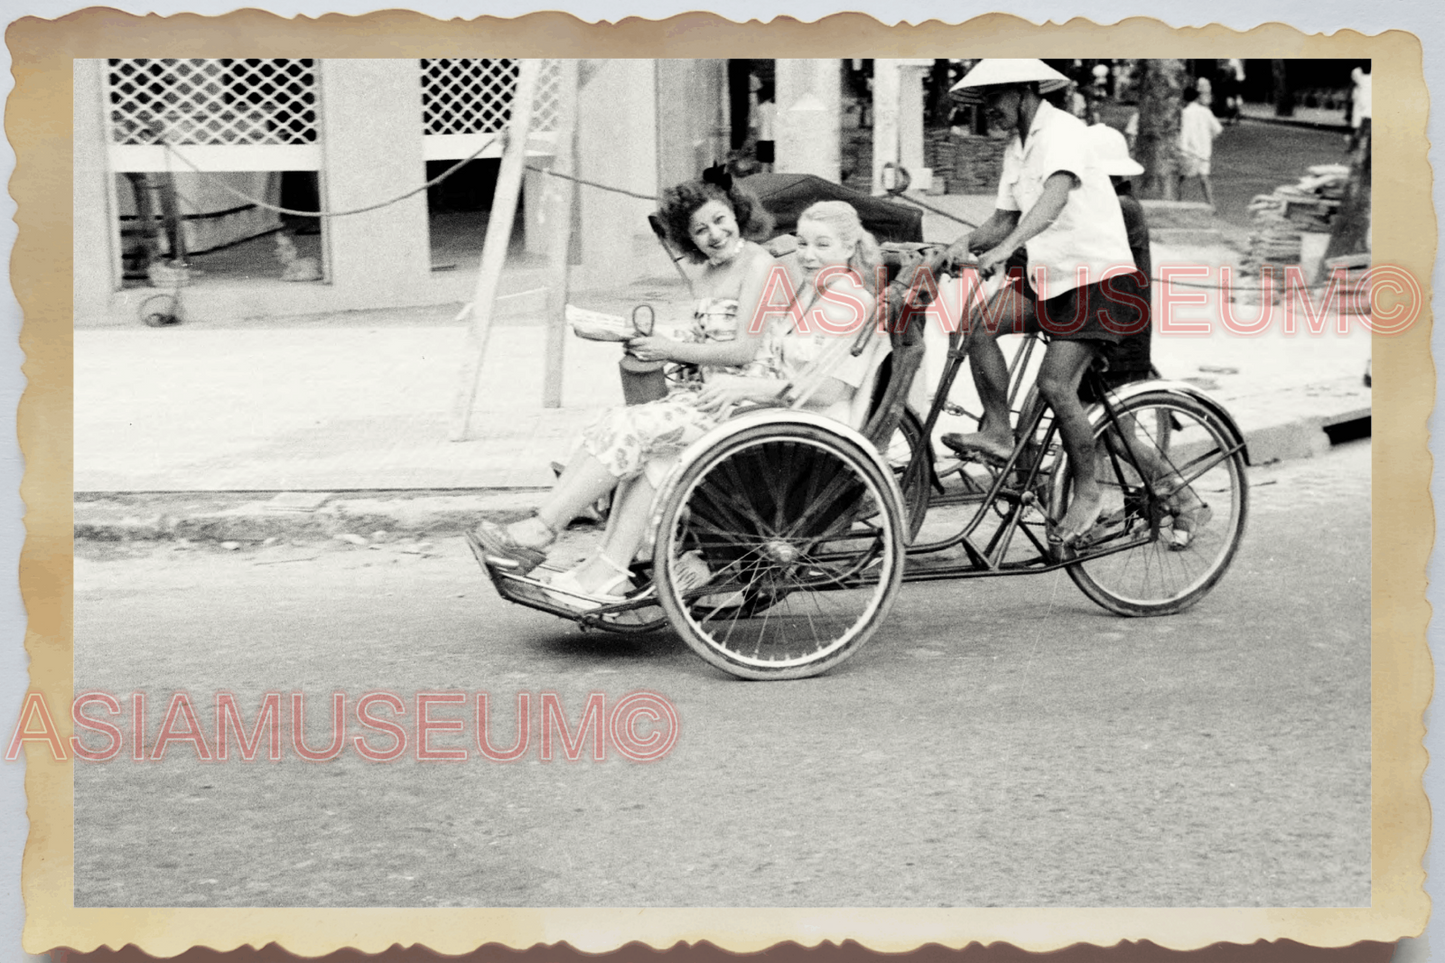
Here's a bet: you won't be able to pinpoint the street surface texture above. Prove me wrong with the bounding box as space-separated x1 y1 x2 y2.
1182 117 1350 232
74 441 1370 908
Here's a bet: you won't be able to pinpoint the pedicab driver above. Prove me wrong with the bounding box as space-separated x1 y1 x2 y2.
943 58 1139 548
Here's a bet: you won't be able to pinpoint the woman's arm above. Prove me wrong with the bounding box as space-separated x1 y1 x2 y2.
692 372 787 411
626 251 775 365
694 371 856 414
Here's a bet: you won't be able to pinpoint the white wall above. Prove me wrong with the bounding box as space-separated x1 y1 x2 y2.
776 59 842 182
572 59 661 291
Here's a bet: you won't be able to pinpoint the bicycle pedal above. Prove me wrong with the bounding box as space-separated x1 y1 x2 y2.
939 433 1010 467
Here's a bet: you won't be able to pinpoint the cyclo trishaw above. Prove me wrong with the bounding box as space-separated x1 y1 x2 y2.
479 238 1250 681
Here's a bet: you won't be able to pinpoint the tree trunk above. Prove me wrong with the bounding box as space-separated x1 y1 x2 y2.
926 59 954 129
1136 59 1186 200
1272 59 1294 118
1325 118 1371 262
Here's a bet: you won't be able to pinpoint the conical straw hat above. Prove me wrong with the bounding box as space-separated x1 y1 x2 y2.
949 59 1072 103
1086 123 1145 176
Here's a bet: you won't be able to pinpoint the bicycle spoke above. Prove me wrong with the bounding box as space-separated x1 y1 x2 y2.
1062 392 1248 616
656 430 904 679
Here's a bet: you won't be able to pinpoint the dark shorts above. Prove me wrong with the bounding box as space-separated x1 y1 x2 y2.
1018 278 1139 345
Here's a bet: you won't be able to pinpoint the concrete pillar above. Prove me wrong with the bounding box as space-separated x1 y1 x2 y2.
317 60 430 303
775 59 841 182
898 64 929 187
572 59 658 291
73 59 116 323
871 59 900 194
873 59 933 195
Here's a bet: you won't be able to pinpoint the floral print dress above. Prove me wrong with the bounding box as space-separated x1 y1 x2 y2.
581 297 775 481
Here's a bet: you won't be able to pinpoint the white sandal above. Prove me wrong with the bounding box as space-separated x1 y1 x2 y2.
544 553 634 611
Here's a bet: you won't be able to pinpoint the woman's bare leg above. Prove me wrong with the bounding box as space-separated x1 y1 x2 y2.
500 450 619 551
566 475 656 594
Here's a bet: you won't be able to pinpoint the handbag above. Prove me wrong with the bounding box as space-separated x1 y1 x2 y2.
618 305 668 405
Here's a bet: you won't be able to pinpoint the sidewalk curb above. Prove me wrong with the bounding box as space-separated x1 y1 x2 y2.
75 401 1370 545
1240 114 1351 133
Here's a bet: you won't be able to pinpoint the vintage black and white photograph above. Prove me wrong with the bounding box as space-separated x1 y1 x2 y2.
70 53 1377 909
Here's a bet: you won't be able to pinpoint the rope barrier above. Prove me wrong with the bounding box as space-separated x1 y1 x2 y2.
522 165 660 202
158 134 500 218
149 139 1362 298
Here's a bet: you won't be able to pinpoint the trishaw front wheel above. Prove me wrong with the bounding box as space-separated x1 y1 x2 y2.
654 422 906 680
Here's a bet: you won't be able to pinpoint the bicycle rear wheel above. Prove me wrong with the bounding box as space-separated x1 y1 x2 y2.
654 421 906 680
1051 389 1248 616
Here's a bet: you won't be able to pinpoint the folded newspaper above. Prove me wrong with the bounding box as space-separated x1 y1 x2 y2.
565 305 634 342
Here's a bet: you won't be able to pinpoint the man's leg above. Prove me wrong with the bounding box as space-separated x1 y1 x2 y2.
948 284 1030 458
967 334 1015 448
1200 172 1217 210
1034 339 1105 540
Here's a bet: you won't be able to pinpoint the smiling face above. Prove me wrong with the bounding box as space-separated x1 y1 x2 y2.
794 217 854 277
687 198 741 261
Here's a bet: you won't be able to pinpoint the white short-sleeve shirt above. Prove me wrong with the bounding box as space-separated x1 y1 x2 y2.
995 100 1135 299
1179 101 1224 162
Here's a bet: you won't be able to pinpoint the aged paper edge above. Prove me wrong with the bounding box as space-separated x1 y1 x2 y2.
10 8 1433 957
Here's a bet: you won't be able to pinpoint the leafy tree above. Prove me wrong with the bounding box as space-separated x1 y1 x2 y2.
927 59 954 129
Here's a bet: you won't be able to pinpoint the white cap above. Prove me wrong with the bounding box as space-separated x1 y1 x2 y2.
1086 123 1144 177
949 59 1072 103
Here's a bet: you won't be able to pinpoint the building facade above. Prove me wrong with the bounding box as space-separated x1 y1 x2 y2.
73 58 732 325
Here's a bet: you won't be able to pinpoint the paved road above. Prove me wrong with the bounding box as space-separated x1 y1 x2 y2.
73 441 1370 908
1204 119 1352 231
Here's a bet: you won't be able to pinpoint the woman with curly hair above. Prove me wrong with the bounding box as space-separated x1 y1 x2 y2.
472 196 886 609
469 170 776 597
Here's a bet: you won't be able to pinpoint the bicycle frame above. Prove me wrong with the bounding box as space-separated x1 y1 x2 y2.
891 312 1203 584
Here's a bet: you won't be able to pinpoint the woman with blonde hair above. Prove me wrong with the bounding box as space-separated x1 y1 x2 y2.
473 199 887 609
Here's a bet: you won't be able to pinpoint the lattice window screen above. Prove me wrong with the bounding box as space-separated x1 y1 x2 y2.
106 59 319 146
420 59 561 135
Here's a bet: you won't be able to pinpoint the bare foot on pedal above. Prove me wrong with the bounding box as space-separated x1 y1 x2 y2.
1162 483 1212 551
940 431 1014 465
1052 487 1105 549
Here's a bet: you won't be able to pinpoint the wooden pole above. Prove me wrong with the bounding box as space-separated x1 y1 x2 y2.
540 60 578 409
449 59 543 441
